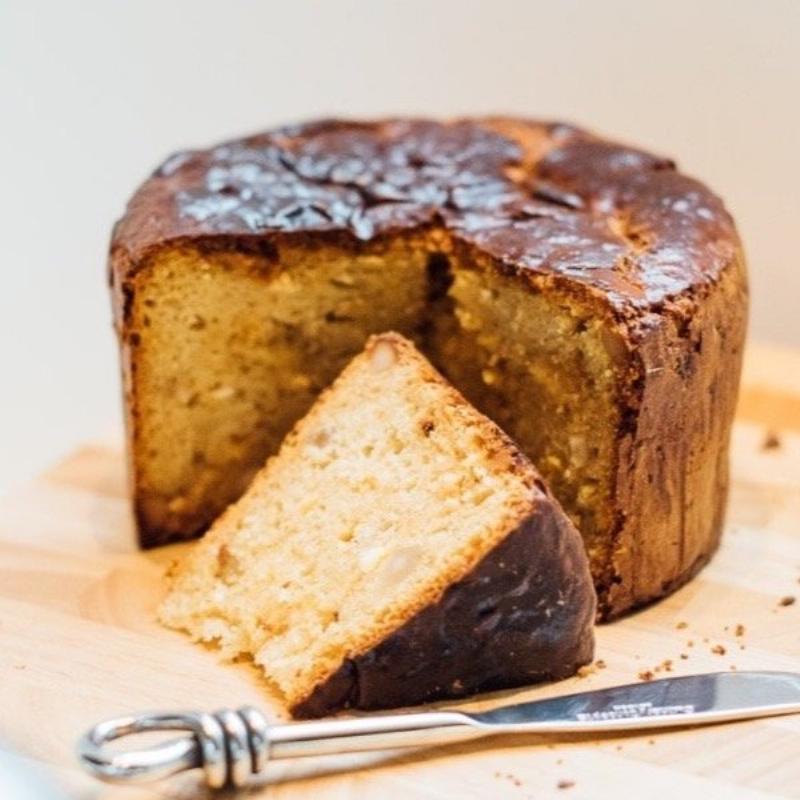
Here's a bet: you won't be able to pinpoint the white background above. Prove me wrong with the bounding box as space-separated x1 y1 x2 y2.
2 0 799 493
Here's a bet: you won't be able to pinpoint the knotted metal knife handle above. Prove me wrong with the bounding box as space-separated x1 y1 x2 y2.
78 706 476 788
78 707 270 789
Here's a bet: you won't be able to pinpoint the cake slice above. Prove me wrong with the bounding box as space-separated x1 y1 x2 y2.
159 333 595 717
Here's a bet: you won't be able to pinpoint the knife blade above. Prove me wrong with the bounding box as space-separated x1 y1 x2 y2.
472 670 800 731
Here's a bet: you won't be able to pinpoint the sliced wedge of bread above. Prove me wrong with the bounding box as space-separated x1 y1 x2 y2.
159 332 595 717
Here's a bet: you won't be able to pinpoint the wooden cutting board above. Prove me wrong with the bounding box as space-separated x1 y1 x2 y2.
1 343 799 799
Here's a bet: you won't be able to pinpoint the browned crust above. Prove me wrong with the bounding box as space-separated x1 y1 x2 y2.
111 117 738 311
292 494 596 718
602 250 748 617
111 117 748 618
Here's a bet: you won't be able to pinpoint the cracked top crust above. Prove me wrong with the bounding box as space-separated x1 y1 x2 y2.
111 117 740 312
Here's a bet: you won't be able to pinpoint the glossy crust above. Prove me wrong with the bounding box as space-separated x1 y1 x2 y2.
110 117 737 308
110 117 748 617
293 494 596 718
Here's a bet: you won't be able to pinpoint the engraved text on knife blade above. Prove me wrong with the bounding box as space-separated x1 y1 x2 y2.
575 702 695 722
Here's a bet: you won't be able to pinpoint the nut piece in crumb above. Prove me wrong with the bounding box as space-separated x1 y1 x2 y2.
761 430 781 451
369 339 397 372
638 670 655 681
711 644 726 656
778 595 796 607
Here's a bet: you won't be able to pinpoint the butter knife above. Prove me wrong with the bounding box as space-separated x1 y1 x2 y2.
78 671 800 789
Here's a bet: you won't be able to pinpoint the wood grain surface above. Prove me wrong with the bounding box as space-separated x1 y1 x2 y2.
1 343 799 799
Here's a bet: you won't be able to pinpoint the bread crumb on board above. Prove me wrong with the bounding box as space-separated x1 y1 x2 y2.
778 595 796 607
761 430 782 451
637 658 676 682
557 779 576 790
494 771 522 787
577 659 607 677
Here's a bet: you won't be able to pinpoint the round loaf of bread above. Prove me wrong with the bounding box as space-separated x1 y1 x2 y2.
110 117 748 619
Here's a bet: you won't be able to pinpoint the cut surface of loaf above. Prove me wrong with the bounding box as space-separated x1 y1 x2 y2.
159 333 595 716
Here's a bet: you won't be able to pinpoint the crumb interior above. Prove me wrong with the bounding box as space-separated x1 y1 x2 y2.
132 240 431 537
158 337 535 706
132 236 625 583
428 263 624 581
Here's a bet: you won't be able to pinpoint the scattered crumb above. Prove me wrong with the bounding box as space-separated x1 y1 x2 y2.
577 660 603 678
638 670 655 681
735 624 746 637
652 658 674 675
680 653 689 660
648 739 656 745
687 640 695 647
557 780 575 790
494 771 522 787
778 596 796 607
702 637 709 643
762 430 781 451
730 665 738 671
739 644 746 650
675 621 688 630
596 659 607 669
711 644 726 656
615 744 623 751
556 758 563 765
